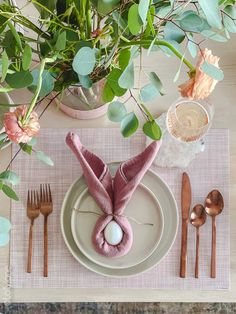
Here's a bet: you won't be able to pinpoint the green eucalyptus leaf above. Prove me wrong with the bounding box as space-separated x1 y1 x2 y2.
200 61 224 81
107 68 126 96
108 101 127 122
55 31 67 51
188 39 197 58
72 47 96 76
78 75 92 88
128 4 143 35
7 21 23 51
0 170 20 186
97 0 119 15
179 12 209 32
102 82 115 103
149 72 163 94
0 233 10 247
143 120 162 140
118 62 134 89
28 69 55 97
2 184 19 201
2 30 17 59
201 30 227 42
120 112 139 138
198 0 222 29
140 84 160 102
1 50 9 83
164 22 185 44
138 0 149 24
0 216 11 233
19 143 32 155
156 5 172 18
0 133 7 141
119 49 131 71
36 151 54 166
223 6 236 33
28 137 37 147
5 71 33 89
0 139 11 150
22 44 32 71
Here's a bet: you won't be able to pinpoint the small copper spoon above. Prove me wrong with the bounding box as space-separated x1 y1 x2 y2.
204 190 224 278
190 204 207 278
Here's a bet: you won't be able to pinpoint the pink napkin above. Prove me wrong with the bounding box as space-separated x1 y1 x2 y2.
66 132 161 257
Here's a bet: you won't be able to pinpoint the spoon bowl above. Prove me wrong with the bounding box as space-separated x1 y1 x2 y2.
205 189 224 217
190 204 206 278
204 189 224 278
190 204 207 228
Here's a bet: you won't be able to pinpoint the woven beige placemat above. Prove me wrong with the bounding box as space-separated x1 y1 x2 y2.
10 128 229 290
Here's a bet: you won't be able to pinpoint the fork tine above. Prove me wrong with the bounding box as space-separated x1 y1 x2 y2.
36 190 39 207
31 190 33 207
40 184 43 203
44 184 47 202
48 184 52 203
33 190 36 208
27 190 30 206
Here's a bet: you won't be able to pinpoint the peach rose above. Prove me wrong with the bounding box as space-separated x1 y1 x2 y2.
3 105 40 144
179 48 220 100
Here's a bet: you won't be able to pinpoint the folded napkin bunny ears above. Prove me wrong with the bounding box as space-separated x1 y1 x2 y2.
66 132 161 258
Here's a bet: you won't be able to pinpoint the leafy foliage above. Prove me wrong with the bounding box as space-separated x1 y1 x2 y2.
0 0 234 143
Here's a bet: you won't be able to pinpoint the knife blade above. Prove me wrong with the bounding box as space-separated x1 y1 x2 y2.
180 172 192 278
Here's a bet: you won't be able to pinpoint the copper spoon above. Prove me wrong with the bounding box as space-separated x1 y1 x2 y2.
204 190 224 278
190 204 206 278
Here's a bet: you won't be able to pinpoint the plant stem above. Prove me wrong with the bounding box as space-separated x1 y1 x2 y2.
139 102 154 121
23 58 46 122
120 39 195 73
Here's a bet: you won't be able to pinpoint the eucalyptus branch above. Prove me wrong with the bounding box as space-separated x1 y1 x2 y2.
120 40 195 73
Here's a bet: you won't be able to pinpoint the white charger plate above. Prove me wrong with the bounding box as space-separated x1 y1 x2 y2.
71 183 164 269
60 163 179 277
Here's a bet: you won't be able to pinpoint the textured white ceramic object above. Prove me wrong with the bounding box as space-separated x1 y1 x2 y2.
146 113 205 168
104 221 123 246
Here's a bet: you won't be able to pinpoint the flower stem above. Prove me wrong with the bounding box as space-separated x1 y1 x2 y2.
120 39 195 73
23 59 46 122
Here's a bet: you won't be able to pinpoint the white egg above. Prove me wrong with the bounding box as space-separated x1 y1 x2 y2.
104 221 123 245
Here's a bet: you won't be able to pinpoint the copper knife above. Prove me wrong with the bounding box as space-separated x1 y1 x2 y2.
180 172 192 278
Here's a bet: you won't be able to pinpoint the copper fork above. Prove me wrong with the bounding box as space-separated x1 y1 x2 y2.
27 190 40 273
40 184 53 277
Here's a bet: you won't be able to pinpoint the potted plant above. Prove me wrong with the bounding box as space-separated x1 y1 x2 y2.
0 0 235 200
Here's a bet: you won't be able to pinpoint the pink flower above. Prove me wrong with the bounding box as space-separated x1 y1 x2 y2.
3 105 40 144
179 48 220 100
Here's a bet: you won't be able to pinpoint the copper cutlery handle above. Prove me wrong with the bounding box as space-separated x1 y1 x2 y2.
43 215 48 277
27 221 34 273
195 228 200 278
211 216 216 278
180 219 188 278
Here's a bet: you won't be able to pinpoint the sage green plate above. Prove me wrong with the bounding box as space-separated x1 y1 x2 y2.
71 183 164 269
60 163 178 277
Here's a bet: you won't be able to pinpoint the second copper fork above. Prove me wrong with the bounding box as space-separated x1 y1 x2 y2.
27 190 40 273
40 184 53 277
